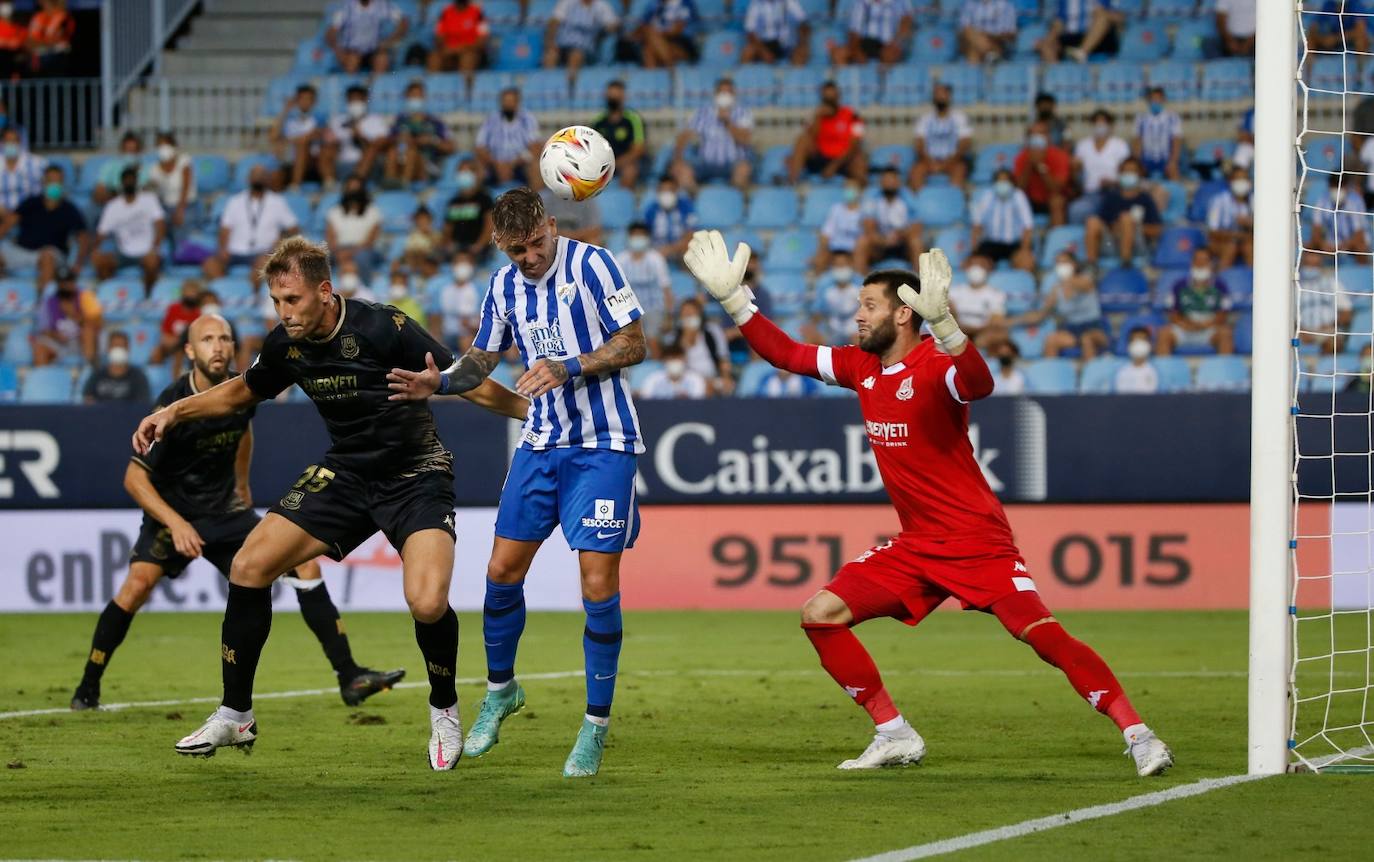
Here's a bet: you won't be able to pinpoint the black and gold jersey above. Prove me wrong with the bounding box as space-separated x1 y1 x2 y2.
131 373 253 520
243 297 457 478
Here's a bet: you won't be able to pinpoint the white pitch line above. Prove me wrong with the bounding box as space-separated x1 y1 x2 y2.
848 773 1270 862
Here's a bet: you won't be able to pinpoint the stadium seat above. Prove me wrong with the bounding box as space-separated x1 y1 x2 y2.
1345 307 1374 356
231 154 278 189
832 64 882 106
1 323 30 364
673 67 715 109
493 29 543 71
483 0 523 25
1011 321 1056 360
1013 22 1046 60
801 185 846 228
1186 179 1228 223
1170 19 1216 60
124 324 160 366
809 25 844 67
78 155 116 193
1219 266 1254 309
914 185 966 227
736 360 774 397
767 273 810 316
1023 358 1077 395
746 188 799 229
1039 225 1086 268
1336 264 1374 301
1201 59 1253 101
765 230 818 272
1079 356 1126 393
626 359 662 392
192 155 231 194
989 269 1036 308
986 62 1037 106
912 26 957 63
930 64 982 103
375 191 420 232
696 187 745 227
0 361 16 401
757 145 792 185
1233 312 1252 355
1157 179 1188 223
1147 60 1198 102
1194 355 1250 391
701 30 744 68
869 144 914 177
1301 136 1345 175
780 66 828 108
626 69 672 110
1307 54 1355 96
972 142 1021 184
208 277 256 312
94 280 143 322
0 279 36 322
367 74 410 114
934 226 971 269
18 366 74 404
1151 0 1201 23
1096 62 1145 104
880 63 930 107
1152 269 1186 309
292 34 329 75
1098 267 1151 312
733 64 779 109
1153 355 1193 392
669 269 698 302
470 72 516 114
1043 63 1093 105
523 0 559 26
597 188 637 230
1119 23 1168 62
520 69 571 112
1152 227 1206 269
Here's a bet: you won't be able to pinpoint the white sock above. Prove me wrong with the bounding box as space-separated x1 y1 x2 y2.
1123 723 1151 743
584 713 610 727
487 679 513 692
214 705 253 724
876 716 915 738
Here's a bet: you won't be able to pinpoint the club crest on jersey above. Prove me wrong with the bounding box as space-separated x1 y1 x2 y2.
861 376 876 389
896 377 914 401
557 281 577 306
340 334 358 359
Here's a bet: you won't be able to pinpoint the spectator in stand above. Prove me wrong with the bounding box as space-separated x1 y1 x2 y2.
325 176 383 278
633 0 700 69
959 0 1018 64
1133 87 1183 182
428 0 489 76
1216 0 1256 58
442 158 494 261
1015 251 1110 358
759 367 822 397
970 168 1035 271
1032 91 1068 149
1207 165 1253 269
83 330 150 403
431 250 482 350
814 177 864 272
1298 254 1353 356
1013 120 1071 226
539 187 603 245
334 259 376 303
400 207 443 278
544 0 619 75
857 167 921 270
787 81 867 184
1071 108 1130 224
475 87 542 188
832 0 913 66
909 82 971 191
92 131 144 207
740 0 810 65
990 342 1026 396
272 84 334 192
31 265 99 366
326 85 391 183
24 0 74 77
384 270 426 325
948 254 1009 352
1157 248 1234 355
644 174 697 260
144 132 196 240
149 278 203 374
1114 327 1160 394
807 250 862 344
202 165 299 289
0 163 88 289
591 80 647 189
0 128 43 212
667 296 732 395
1235 107 1254 172
93 166 165 292
386 80 455 186
1082 158 1162 270
672 77 754 193
638 343 709 399
619 221 673 354
1352 344 1374 394
326 0 408 75
0 4 25 79
741 256 774 320
1040 0 1123 64
1308 172 1370 256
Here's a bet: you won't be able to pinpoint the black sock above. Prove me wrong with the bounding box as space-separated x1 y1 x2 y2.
79 600 135 691
414 606 458 709
293 580 361 682
221 583 273 712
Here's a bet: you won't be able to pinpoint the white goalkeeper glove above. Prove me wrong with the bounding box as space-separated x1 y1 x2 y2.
897 248 967 352
683 229 755 324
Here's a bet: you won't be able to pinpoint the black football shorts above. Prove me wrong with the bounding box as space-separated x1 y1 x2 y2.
130 508 261 578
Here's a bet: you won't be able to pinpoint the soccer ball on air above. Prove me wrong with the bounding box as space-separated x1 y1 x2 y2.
540 126 615 201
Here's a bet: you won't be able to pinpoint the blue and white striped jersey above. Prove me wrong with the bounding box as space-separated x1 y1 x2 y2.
475 236 645 454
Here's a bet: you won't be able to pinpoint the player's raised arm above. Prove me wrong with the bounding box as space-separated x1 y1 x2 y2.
515 318 647 400
898 249 995 401
131 376 260 456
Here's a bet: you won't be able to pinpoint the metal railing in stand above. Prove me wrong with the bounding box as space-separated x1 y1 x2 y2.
99 0 200 147
1 78 102 150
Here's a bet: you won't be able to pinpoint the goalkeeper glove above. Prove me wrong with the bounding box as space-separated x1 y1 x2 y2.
897 248 967 352
683 229 755 324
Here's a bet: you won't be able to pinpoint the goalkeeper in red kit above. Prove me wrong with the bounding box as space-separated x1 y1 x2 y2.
684 231 1173 776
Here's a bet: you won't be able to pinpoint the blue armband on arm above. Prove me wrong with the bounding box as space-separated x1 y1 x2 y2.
439 372 451 395
563 357 582 378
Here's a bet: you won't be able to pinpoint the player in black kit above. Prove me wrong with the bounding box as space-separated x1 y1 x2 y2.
72 314 403 711
132 237 529 767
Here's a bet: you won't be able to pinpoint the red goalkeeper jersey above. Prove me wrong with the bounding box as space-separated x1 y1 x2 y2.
741 313 1014 547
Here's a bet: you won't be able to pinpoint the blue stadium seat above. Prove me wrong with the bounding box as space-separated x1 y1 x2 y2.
423 73 466 113
701 30 744 68
19 366 73 404
1039 225 1086 268
1099 267 1151 312
1219 266 1253 309
572 67 625 111
669 269 698 302
1233 311 1252 355
879 63 931 107
192 155 231 195
1336 264 1374 302
598 188 637 230
375 191 420 232
1152 269 1186 309
259 74 309 118
1147 60 1198 102
1194 355 1249 391
780 66 828 108
1013 22 1046 60
1152 226 1206 268
292 34 329 75
367 74 410 114
626 69 672 110
524 0 558 26
143 363 172 396
0 361 16 402
94 280 143 322
626 359 662 392
736 360 774 397
311 192 341 233
470 72 516 114
1079 356 1126 393
802 185 846 228
494 29 543 71
1308 54 1355 96
809 25 843 67
989 269 1036 308
986 62 1038 106
1011 321 1057 359
1120 23 1168 61
315 74 368 117
208 276 257 312
696 187 745 227
0 279 36 322
934 226 971 268
734 64 779 109
694 0 730 25
1151 0 1200 22
1023 358 1077 394
1302 136 1345 175
1042 63 1093 105
832 64 881 106
869 144 914 177
1152 356 1193 393
2 323 30 364
1114 0 1145 16
520 69 571 111
1346 307 1374 356
280 190 313 228
1186 179 1227 223
972 142 1021 184
757 145 792 184
484 0 523 27
914 185 966 227
1157 179 1188 224
767 276 810 316
765 230 818 272
1201 59 1253 101
746 188 799 229
913 26 958 63
1170 19 1216 60
1096 62 1145 104
78 155 116 193
930 64 982 103
231 154 278 189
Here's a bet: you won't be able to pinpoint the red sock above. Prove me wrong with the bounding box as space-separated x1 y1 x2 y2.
802 623 900 725
1022 621 1142 731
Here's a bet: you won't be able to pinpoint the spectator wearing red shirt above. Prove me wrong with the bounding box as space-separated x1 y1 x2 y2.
0 3 27 78
24 0 74 77
787 81 868 184
427 0 489 77
151 278 204 376
1012 120 1072 226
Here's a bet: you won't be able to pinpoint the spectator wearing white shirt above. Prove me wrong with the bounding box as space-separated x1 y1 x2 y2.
92 165 164 292
857 167 921 270
1070 108 1131 224
1115 327 1161 394
544 0 619 75
959 0 1017 64
325 84 391 182
429 251 483 351
1308 172 1370 257
910 83 972 191
948 254 1009 352
833 0 913 66
0 127 44 210
475 87 543 189
1207 165 1253 269
639 343 709 399
1215 0 1256 58
740 0 810 65
1298 255 1355 356
144 131 196 236
326 0 408 75
1133 87 1182 182
668 296 733 395
673 78 754 192
990 343 1026 396
619 221 673 353
807 250 862 344
759 367 822 397
814 178 864 272
202 165 300 288
325 177 383 278
970 168 1035 271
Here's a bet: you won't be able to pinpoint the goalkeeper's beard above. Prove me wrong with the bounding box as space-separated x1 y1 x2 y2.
858 317 897 355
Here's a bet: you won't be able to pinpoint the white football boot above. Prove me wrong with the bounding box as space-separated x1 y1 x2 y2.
838 729 927 770
174 714 257 757
1125 728 1174 776
428 704 464 771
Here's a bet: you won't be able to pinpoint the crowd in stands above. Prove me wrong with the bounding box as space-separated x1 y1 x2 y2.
2 0 1341 405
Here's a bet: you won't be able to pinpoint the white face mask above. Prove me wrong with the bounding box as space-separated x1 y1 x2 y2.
0 3 13 19
199 303 222 316
1127 338 1151 361
681 314 701 331
1231 178 1251 197
453 262 474 282
715 91 735 110
389 283 408 299
1093 122 1110 139
657 190 677 210
1191 267 1213 283
627 234 650 253
156 144 176 162
831 266 853 283
339 273 361 293
107 346 130 365
966 265 988 285
994 180 1013 197
665 358 686 378
347 100 367 118
1055 261 1075 281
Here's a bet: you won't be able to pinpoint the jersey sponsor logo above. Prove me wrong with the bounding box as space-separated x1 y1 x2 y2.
581 497 628 531
864 420 909 448
653 422 883 495
340 333 359 359
528 320 567 358
286 346 303 360
605 286 642 316
861 376 876 389
896 376 914 401
280 489 305 510
300 374 360 401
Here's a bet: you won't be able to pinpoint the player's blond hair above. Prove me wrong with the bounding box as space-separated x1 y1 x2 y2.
492 187 547 245
261 235 332 289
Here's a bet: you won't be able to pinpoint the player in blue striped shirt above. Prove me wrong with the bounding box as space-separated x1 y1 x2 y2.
1132 87 1183 180
1039 0 1122 63
389 188 647 778
741 0 811 65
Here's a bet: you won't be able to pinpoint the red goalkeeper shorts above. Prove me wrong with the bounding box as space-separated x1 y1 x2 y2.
826 534 1040 626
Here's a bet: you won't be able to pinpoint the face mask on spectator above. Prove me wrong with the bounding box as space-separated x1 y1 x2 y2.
1028 134 1047 149
200 303 222 316
107 346 130 366
347 100 367 119
933 97 950 111
181 293 198 308
994 179 1013 197
2 142 18 159
1119 172 1140 190
715 91 735 110
121 180 137 196
665 358 686 378
831 265 853 283
606 96 623 111
453 262 474 282
842 185 860 203
156 144 176 162
501 107 516 120
999 355 1015 370
1191 266 1213 283
1093 122 1110 139
389 283 408 300
881 186 899 199
628 234 650 252
407 98 425 113
681 314 701 331
44 182 62 201
339 273 362 294
657 190 677 209
250 179 266 194
1149 101 1164 115
1055 261 1075 281
1128 338 1151 361
1231 178 1251 196
966 264 988 285
455 169 476 191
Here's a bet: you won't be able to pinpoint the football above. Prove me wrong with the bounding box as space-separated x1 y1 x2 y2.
539 125 616 201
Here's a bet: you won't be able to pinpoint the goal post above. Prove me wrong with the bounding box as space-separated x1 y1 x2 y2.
1249 1 1297 776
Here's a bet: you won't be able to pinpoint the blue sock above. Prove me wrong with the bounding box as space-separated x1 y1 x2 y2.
582 594 622 719
483 579 526 685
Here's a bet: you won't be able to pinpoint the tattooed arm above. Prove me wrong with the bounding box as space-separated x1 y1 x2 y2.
515 319 648 400
386 348 502 401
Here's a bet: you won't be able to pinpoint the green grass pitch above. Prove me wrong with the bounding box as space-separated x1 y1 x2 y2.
1 610 1371 861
